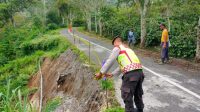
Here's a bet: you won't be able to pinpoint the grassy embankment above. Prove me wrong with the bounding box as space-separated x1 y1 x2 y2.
0 28 101 111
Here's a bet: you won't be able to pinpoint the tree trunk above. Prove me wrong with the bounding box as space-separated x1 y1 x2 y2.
166 7 171 32
112 30 114 37
95 12 98 33
11 16 16 27
70 21 73 28
69 11 74 27
98 18 102 36
167 17 170 32
62 17 65 25
134 0 149 48
87 14 92 32
43 0 46 31
140 13 146 48
196 17 200 62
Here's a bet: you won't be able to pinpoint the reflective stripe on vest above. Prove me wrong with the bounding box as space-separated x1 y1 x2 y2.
117 45 142 74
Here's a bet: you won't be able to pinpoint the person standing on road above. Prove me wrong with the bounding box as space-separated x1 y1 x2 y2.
95 36 144 112
128 29 136 47
160 23 170 64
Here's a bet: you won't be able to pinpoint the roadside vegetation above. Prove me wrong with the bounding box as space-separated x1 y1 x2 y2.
0 0 199 111
65 0 200 60
0 27 70 111
0 0 69 111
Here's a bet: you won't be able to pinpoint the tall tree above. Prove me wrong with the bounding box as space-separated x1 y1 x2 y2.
93 0 106 34
72 0 105 32
56 0 69 25
196 17 200 62
74 0 93 32
0 3 9 27
134 0 150 48
0 0 35 27
158 0 175 32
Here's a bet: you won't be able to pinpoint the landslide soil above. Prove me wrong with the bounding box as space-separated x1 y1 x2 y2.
28 49 104 112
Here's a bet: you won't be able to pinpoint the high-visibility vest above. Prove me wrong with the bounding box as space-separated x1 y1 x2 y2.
117 45 142 74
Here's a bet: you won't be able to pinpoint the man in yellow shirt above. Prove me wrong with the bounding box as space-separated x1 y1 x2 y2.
160 23 169 64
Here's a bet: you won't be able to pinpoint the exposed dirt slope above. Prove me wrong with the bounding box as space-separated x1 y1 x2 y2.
28 49 104 112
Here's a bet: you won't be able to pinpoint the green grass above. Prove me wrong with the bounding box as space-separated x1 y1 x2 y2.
0 30 70 91
43 97 61 112
100 79 113 90
104 107 124 112
0 79 31 112
0 29 73 112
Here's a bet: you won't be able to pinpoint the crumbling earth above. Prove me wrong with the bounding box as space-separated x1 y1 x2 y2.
28 50 105 112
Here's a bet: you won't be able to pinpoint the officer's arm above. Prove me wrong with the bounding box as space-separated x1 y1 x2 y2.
111 67 121 76
100 47 120 74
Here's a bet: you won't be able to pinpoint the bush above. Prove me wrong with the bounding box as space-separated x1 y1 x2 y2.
145 18 164 47
21 35 61 55
33 16 43 29
47 10 62 25
0 51 43 91
170 36 196 58
97 7 141 42
73 19 85 27
0 30 70 97
0 26 40 65
47 23 58 30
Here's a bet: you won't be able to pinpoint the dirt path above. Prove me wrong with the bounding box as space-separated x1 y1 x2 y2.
61 29 200 112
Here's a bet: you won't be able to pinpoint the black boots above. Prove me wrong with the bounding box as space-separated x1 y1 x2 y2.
137 109 143 112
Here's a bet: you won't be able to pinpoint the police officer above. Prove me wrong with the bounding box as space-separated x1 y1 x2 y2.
95 36 144 112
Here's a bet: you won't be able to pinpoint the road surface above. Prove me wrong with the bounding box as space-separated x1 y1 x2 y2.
61 29 200 112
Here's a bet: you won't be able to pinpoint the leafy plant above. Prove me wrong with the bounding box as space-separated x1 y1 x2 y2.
170 36 196 58
100 79 113 90
20 35 61 55
104 107 124 112
0 80 31 112
43 97 61 112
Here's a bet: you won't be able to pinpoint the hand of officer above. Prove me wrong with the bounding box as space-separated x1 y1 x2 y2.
105 73 113 78
95 72 103 80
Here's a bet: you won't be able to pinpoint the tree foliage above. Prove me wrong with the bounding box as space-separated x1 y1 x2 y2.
69 0 200 59
0 0 36 27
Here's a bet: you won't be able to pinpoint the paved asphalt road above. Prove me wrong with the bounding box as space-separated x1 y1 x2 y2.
61 29 200 112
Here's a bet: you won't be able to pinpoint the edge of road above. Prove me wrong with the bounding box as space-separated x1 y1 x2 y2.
76 27 200 73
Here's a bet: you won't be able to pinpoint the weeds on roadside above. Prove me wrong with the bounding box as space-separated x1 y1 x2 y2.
104 107 124 112
100 79 113 90
0 30 70 111
0 79 31 112
42 97 61 112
